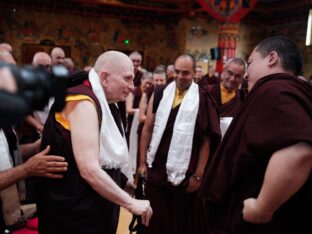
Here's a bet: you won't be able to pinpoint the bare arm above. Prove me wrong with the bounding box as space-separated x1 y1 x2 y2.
186 135 210 193
20 138 41 160
126 92 136 116
243 143 312 223
25 115 44 133
0 67 16 93
138 94 155 175
139 93 148 123
66 100 152 225
0 145 68 190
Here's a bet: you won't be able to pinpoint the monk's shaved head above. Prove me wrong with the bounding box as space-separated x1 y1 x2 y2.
94 51 134 75
33 52 51 65
51 47 65 65
51 47 65 57
93 51 134 103
0 47 16 64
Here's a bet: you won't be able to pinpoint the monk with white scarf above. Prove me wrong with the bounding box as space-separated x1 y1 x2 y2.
139 54 220 234
36 51 152 234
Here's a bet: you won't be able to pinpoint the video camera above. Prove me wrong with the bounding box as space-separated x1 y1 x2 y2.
0 62 68 128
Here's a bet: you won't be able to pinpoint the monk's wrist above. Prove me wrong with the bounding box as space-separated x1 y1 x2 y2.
254 198 275 216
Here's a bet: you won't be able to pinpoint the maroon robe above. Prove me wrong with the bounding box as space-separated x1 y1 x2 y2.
201 74 220 89
136 85 156 169
125 70 144 142
144 85 221 234
36 80 127 234
197 73 312 234
209 84 242 117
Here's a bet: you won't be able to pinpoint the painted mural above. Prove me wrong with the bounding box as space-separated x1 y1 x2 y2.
1 7 311 77
1 8 184 70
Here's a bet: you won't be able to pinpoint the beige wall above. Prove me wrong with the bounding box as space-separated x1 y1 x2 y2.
183 18 219 74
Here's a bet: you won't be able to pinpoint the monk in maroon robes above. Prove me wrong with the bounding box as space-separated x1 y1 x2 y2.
200 65 219 89
36 51 152 234
197 36 312 234
139 54 221 234
125 51 144 142
208 58 246 117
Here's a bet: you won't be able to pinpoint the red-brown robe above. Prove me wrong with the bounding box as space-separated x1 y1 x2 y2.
144 85 221 234
125 70 144 142
36 79 127 234
209 83 242 117
136 85 156 168
197 73 312 234
201 74 220 89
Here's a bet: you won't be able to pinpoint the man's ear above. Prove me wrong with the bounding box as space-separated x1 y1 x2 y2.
100 71 109 87
268 51 279 67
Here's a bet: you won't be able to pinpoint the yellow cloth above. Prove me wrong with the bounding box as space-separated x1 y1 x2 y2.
172 88 187 108
220 84 236 104
55 94 95 130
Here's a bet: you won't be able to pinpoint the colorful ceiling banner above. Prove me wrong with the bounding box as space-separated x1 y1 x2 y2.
197 0 257 23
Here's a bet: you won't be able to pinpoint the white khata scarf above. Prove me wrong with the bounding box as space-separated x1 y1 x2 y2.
147 81 199 186
88 69 132 179
0 130 22 226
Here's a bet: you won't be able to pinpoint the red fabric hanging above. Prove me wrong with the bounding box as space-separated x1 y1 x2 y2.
198 0 257 23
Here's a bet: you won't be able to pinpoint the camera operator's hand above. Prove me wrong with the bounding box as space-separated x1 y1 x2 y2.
23 145 68 179
0 66 16 93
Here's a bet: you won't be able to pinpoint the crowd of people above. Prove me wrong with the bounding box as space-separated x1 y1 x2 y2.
0 35 311 234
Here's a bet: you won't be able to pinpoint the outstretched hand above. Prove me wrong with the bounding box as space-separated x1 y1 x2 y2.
24 145 68 179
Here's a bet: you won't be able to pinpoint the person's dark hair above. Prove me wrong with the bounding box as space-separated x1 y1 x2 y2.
255 36 303 75
153 70 167 80
141 71 153 81
154 64 166 73
176 54 196 71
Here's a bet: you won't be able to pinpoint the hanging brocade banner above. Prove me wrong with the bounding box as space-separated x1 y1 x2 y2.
197 0 257 23
215 23 240 73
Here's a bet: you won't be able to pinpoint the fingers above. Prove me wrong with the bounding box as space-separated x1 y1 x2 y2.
46 166 68 173
40 145 51 155
144 206 152 226
141 212 146 226
141 203 152 226
44 173 64 179
44 156 66 162
46 161 68 167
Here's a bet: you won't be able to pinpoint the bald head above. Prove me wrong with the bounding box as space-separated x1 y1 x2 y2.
0 43 13 54
93 51 134 103
33 52 51 70
175 54 196 71
0 47 16 64
51 47 65 65
94 51 134 75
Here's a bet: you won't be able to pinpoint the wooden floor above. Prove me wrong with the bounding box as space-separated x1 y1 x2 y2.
116 208 133 234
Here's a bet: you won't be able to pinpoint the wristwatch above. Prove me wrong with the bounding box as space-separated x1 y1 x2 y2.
192 175 201 181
